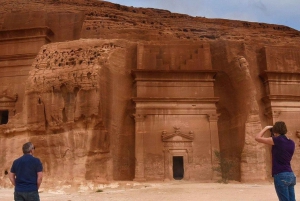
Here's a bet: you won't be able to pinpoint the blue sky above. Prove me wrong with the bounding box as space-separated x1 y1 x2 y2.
106 0 300 31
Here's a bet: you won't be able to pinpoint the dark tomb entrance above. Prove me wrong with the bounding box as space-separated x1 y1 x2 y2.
0 110 9 125
173 156 184 180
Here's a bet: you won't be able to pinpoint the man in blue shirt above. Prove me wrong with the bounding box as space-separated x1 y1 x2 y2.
9 142 43 201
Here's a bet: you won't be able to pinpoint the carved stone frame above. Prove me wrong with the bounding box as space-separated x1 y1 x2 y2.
162 127 194 180
0 93 18 120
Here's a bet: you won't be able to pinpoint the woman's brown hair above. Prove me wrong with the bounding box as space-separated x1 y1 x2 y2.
272 121 287 135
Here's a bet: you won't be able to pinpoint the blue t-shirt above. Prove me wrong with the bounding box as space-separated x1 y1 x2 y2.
272 135 295 176
10 154 43 192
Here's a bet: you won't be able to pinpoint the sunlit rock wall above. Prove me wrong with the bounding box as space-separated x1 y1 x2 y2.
0 39 136 188
0 0 300 188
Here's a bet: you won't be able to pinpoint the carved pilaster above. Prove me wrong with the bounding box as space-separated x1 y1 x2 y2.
207 113 220 180
133 114 147 181
207 113 219 122
206 114 220 147
163 149 170 181
187 148 193 163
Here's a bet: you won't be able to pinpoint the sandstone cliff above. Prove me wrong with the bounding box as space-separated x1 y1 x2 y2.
1 0 300 189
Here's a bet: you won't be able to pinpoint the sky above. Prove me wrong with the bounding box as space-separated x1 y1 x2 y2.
106 0 300 31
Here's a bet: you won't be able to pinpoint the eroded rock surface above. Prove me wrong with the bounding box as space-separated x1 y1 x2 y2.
0 0 300 189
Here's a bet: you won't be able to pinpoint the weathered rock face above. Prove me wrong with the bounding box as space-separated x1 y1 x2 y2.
0 39 137 188
1 0 300 189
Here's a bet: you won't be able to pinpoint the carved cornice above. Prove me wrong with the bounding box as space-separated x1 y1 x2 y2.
0 93 18 103
132 114 147 122
0 27 54 42
132 97 219 103
0 53 37 61
260 71 300 83
131 69 217 82
262 95 300 103
161 127 194 142
207 113 220 122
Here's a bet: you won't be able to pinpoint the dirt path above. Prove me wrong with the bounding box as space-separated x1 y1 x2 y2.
0 181 297 201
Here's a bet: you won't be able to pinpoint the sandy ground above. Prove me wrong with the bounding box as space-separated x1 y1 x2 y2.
0 181 298 201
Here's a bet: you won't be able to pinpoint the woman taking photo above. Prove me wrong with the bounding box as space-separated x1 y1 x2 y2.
255 121 296 201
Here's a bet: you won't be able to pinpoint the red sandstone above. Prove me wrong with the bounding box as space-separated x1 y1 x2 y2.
0 0 300 190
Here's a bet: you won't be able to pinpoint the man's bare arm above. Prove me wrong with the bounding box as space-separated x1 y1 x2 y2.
37 172 43 189
8 172 16 186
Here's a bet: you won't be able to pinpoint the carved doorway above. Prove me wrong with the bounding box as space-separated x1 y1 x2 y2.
0 110 9 125
173 156 184 180
0 93 18 124
162 127 194 180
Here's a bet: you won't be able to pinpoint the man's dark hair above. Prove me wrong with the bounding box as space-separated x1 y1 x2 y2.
22 142 34 154
272 121 287 135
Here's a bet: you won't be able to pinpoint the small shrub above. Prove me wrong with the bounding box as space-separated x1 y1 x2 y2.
96 189 103 193
212 150 235 184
